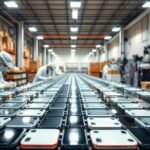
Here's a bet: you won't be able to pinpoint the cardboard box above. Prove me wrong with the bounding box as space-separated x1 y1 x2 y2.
0 29 4 37
108 70 120 74
30 61 39 72
6 74 21 80
90 72 100 78
0 38 3 51
24 59 30 69
4 32 9 37
10 41 14 50
27 73 36 82
89 62 100 73
2 36 8 44
24 50 30 58
141 82 150 90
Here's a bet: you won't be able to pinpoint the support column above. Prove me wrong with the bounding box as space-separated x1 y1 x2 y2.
96 50 100 61
16 21 24 67
94 52 96 62
119 28 125 57
92 54 95 62
46 50 49 64
48 52 51 64
42 50 44 66
43 47 47 65
148 13 150 45
32 38 38 61
104 41 108 61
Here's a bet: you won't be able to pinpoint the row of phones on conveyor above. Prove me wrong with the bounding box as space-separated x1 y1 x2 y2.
0 74 149 150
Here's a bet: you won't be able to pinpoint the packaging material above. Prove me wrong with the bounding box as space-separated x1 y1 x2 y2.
141 82 150 90
30 60 39 72
90 72 100 77
27 73 36 83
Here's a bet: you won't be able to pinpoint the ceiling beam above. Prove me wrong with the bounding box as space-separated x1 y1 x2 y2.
24 22 123 26
39 44 97 48
34 34 105 39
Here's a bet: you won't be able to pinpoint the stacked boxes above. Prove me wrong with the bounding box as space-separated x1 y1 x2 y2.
30 61 39 72
141 82 150 90
89 61 107 78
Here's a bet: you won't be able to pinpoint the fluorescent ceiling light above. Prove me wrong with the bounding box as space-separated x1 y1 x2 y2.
112 27 120 32
51 52 55 55
48 49 53 52
37 36 44 40
44 45 49 48
70 27 78 32
4 1 18 8
72 9 78 19
71 36 77 40
89 52 93 55
92 49 97 52
70 0 81 8
28 27 37 32
104 36 112 40
142 2 150 8
71 45 76 48
71 49 76 52
71 51 75 54
96 45 101 48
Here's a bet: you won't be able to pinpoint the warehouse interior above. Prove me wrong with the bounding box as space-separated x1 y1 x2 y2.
0 0 150 150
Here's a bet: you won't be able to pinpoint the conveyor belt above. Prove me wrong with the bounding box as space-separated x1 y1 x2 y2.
0 73 149 149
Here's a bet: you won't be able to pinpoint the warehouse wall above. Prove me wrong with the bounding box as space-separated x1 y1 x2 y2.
54 48 91 65
99 51 106 61
107 36 119 60
124 15 149 59
107 13 150 60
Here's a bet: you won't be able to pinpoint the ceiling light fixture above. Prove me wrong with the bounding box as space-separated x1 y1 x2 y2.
28 27 37 32
142 2 150 8
71 45 76 48
72 9 78 19
37 36 44 40
4 1 18 8
70 0 81 8
71 36 77 40
48 49 53 52
104 36 112 40
71 51 75 54
44 45 49 48
92 49 97 52
70 27 78 32
51 52 55 55
96 45 101 48
112 27 121 32
89 52 93 55
71 49 76 52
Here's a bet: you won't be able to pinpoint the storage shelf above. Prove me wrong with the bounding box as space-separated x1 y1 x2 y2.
6 78 27 81
6 72 26 74
4 49 16 55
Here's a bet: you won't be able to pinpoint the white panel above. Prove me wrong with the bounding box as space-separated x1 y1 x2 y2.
108 37 119 60
54 48 91 65
125 16 148 59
